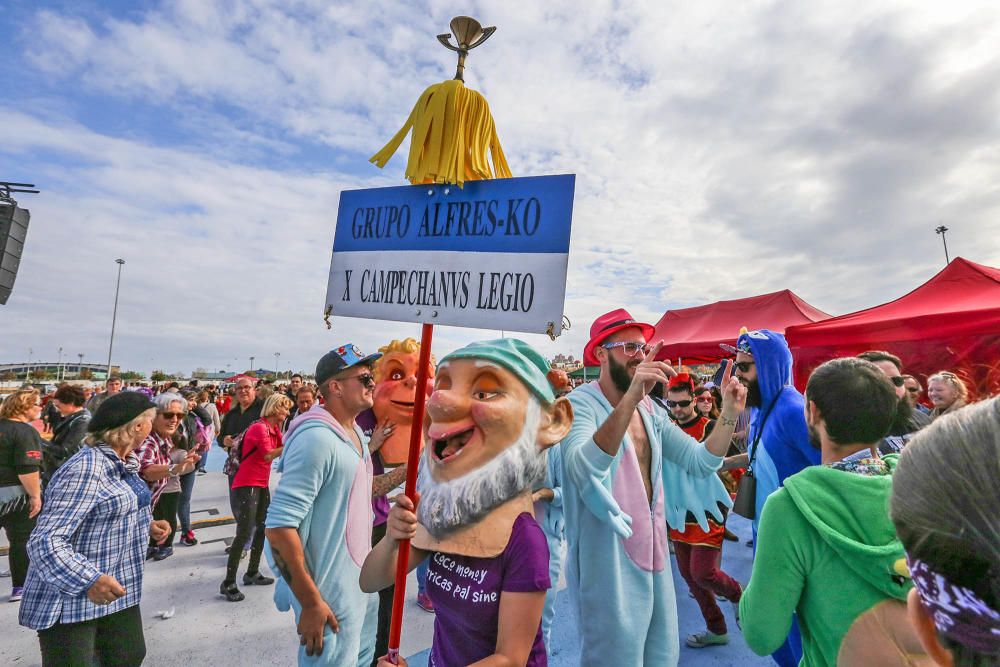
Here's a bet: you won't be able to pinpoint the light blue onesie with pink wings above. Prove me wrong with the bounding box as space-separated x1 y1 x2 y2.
265 406 379 667
561 382 729 666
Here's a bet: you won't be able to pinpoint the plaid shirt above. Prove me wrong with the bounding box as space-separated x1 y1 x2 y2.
135 431 171 505
19 445 152 630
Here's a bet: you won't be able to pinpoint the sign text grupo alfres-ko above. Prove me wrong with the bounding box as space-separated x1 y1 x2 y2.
325 174 575 335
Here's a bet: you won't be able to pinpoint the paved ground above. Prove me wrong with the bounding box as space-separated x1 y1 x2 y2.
2 443 770 666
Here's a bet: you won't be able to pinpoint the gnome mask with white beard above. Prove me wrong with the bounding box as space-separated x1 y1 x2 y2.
412 340 573 558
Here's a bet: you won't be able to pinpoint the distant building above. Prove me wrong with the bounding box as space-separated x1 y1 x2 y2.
191 370 232 381
0 362 119 382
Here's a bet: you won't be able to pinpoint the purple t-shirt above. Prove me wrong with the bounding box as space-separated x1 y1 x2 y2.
356 409 390 527
427 512 551 666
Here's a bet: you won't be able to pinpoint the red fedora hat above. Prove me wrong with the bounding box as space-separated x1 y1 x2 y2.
583 308 655 365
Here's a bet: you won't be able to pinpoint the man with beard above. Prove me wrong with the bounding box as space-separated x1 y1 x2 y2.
739 357 910 667
264 344 382 666
561 309 746 666
856 351 931 453
726 328 820 667
361 339 573 667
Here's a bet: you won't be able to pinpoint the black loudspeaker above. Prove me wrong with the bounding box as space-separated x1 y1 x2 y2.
0 204 30 305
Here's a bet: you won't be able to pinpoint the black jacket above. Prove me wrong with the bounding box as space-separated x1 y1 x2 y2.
218 398 263 448
44 409 91 483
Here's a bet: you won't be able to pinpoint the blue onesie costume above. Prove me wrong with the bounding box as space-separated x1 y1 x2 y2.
265 407 379 666
562 382 729 666
740 329 821 667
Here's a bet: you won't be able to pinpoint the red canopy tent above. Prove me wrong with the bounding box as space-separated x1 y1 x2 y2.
652 289 831 364
785 257 1000 397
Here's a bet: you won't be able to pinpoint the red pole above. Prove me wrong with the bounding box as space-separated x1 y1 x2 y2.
386 322 434 664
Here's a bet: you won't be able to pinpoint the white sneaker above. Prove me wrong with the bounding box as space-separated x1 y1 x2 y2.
686 631 729 648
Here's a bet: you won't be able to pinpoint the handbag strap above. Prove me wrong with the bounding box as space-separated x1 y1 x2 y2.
746 388 784 469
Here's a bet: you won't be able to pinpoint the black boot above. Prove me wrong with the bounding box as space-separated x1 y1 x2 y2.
243 572 275 586
220 581 245 602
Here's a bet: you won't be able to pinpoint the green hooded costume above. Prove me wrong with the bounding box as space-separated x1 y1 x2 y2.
739 454 912 666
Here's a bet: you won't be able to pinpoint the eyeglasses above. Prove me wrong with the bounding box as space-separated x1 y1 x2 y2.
906 387 921 393
734 361 755 373
161 412 184 420
601 342 650 357
888 376 905 388
344 373 376 389
696 396 713 403
665 399 693 408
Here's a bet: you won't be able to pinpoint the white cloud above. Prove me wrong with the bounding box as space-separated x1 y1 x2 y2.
3 0 1000 374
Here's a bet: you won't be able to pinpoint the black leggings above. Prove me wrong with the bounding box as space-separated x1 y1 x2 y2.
225 486 269 584
0 501 35 587
150 491 179 549
38 604 145 666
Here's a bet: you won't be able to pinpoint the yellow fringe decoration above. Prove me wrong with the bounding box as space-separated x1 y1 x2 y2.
370 79 511 187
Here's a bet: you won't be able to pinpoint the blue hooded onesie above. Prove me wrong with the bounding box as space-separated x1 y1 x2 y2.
562 382 730 666
264 405 379 667
740 329 821 666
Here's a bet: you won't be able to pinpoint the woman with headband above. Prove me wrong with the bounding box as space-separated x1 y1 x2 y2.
891 397 1000 665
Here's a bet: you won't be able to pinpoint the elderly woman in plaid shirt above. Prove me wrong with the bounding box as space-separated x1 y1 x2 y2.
19 392 172 666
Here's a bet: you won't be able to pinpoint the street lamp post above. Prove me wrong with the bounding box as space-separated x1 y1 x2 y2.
27 347 32 382
249 356 255 375
57 347 63 381
77 353 84 379
935 225 950 266
106 259 126 379
274 352 280 379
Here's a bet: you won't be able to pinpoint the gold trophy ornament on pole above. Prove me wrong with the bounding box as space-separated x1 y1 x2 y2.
369 16 511 188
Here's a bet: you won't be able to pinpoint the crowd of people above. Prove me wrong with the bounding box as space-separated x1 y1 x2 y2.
1 312 997 667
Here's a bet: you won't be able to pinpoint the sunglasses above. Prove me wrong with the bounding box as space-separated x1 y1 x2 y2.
696 396 713 403
888 376 906 388
734 361 755 373
601 341 650 357
344 373 376 389
161 412 184 420
906 387 920 393
665 399 693 408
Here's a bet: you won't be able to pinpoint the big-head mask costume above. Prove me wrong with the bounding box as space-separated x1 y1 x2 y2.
413 339 573 558
372 337 436 465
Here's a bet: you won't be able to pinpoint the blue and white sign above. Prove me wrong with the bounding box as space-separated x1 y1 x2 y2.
325 174 575 335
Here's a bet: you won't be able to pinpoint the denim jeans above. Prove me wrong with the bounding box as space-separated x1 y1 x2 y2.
177 470 196 534
416 558 429 596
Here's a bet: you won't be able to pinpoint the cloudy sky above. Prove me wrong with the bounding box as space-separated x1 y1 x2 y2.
2 0 999 376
